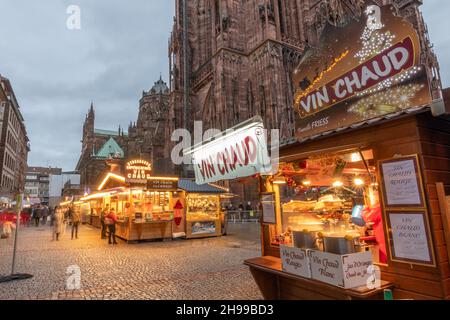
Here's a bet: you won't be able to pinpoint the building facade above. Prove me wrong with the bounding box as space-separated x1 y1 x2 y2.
76 104 128 193
49 171 80 207
0 75 30 204
24 167 62 205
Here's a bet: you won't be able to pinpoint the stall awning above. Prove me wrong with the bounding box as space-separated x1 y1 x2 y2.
178 179 227 194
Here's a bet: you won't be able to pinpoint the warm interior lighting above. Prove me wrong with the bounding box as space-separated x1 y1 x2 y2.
81 191 116 201
98 173 126 191
350 153 362 163
302 180 312 186
354 178 365 186
333 180 344 188
273 177 287 185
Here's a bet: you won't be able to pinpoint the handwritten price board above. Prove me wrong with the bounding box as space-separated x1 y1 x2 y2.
280 245 311 279
379 155 425 208
309 250 373 289
387 211 435 266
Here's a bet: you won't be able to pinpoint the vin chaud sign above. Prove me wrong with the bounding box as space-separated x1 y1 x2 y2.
293 5 432 141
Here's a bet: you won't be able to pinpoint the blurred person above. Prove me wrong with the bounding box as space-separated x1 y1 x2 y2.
71 206 81 240
100 204 109 239
105 208 118 245
53 206 65 241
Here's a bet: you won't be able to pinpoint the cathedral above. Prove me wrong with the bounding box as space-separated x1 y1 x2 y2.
76 0 440 200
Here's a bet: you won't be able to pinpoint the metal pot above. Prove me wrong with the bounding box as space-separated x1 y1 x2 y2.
293 231 318 249
322 236 359 255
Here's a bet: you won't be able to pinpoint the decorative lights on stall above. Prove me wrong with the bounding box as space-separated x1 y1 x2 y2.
273 177 287 185
348 83 425 119
97 173 126 191
332 180 344 188
353 178 365 187
294 50 349 106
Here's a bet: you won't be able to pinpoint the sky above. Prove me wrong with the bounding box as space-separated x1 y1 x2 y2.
0 0 449 171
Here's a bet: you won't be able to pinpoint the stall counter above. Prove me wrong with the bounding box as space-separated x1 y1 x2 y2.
115 219 173 243
245 256 393 300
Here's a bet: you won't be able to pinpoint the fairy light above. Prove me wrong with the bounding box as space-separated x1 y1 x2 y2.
348 83 425 119
295 50 349 105
356 66 422 98
354 24 396 63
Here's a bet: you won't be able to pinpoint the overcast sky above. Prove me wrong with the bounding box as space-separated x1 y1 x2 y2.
0 1 449 171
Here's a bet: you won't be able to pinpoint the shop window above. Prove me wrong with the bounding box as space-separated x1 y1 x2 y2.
272 149 388 265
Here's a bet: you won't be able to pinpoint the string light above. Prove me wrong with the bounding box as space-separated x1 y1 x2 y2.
354 24 396 63
348 83 424 119
295 50 349 105
356 66 422 98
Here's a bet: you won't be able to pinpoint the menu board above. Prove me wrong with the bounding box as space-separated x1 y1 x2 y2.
387 212 435 265
379 156 424 208
261 193 276 224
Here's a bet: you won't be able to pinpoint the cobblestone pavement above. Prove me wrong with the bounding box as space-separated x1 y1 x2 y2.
0 223 263 300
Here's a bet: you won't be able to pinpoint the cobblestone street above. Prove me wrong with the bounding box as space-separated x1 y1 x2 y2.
0 223 263 300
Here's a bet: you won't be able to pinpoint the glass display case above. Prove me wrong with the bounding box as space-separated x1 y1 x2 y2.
273 150 387 264
186 194 221 238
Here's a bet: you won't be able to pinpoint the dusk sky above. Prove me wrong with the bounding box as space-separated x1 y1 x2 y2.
0 0 448 171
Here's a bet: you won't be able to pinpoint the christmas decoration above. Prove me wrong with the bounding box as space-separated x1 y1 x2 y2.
354 21 396 64
348 83 425 119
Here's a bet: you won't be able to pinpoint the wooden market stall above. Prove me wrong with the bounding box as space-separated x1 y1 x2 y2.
80 160 227 243
245 5 450 300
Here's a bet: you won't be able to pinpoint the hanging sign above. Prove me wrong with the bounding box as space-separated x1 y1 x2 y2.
293 5 432 141
126 159 152 185
185 117 272 185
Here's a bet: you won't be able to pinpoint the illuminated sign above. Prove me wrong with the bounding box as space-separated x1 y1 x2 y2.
293 5 432 141
126 160 152 184
184 117 272 185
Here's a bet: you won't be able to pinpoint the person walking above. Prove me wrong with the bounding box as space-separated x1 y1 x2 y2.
71 206 81 240
32 206 39 227
100 204 109 239
50 206 56 226
105 208 118 245
53 206 64 241
41 205 49 226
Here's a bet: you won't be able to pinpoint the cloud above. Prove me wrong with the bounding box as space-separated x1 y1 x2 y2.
0 0 174 170
0 1 448 171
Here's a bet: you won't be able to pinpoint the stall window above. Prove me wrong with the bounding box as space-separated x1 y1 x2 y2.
186 194 219 221
273 150 388 265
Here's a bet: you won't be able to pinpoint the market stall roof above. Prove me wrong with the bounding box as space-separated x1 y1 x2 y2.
280 105 430 147
178 179 228 194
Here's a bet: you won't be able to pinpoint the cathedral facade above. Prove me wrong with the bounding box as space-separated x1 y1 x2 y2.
167 0 441 202
77 0 441 201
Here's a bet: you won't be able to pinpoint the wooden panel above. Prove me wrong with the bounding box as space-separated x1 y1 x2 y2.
421 142 450 159
437 183 450 274
423 156 450 172
392 288 438 300
417 114 450 134
436 245 449 264
418 127 450 146
433 230 446 247
381 273 444 299
249 268 279 300
380 264 441 281
439 262 450 279
425 171 450 185
432 215 444 231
